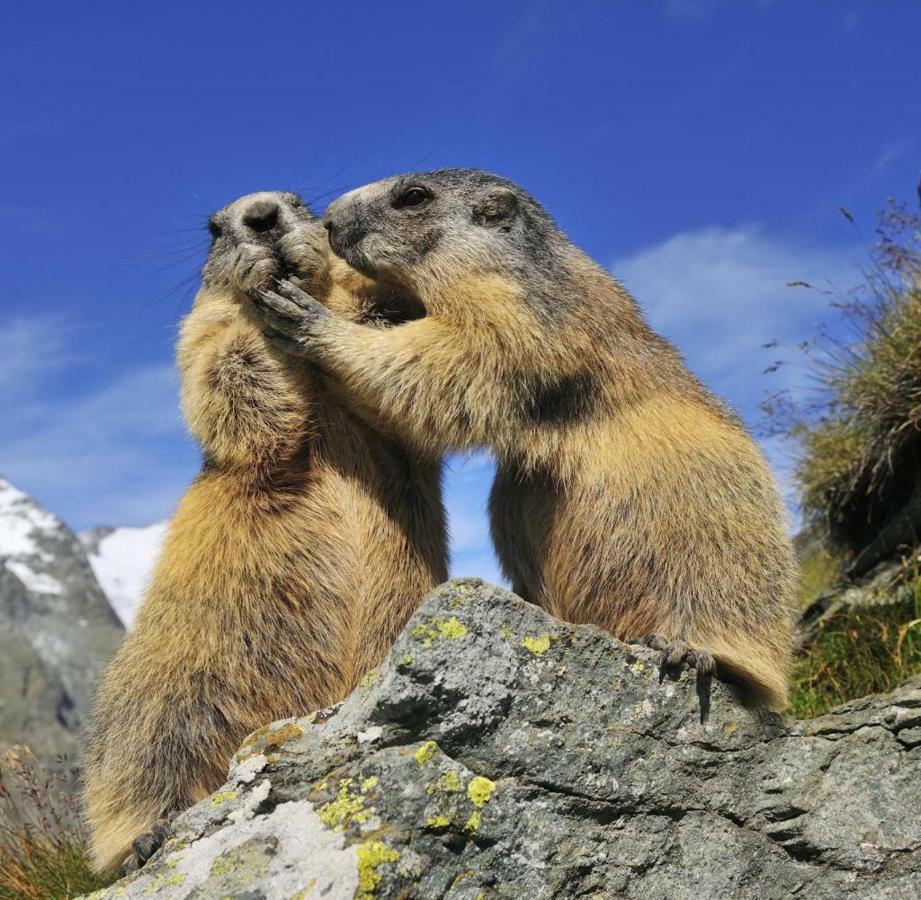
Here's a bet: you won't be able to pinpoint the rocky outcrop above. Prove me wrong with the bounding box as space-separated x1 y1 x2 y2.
90 580 920 900
0 478 123 761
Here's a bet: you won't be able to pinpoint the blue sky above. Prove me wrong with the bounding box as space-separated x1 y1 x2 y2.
2 1 919 582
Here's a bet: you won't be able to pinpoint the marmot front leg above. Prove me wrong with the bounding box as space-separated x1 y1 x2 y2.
253 280 524 454
177 305 313 472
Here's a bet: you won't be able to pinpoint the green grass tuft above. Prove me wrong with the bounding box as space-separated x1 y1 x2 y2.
790 567 921 718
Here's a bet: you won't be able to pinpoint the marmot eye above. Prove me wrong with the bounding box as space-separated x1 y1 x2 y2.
207 217 223 239
395 186 432 209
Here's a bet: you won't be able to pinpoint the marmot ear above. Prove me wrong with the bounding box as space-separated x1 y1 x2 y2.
472 189 519 228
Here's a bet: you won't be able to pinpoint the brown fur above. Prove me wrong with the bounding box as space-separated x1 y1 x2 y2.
254 170 796 712
83 195 447 873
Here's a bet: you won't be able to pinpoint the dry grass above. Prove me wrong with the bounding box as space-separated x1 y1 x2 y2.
0 747 112 900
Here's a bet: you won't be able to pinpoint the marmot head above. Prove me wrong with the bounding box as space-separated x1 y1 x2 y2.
323 169 564 293
202 191 329 296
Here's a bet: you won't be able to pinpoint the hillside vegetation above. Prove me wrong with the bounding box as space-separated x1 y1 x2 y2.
0 748 111 900
775 192 921 717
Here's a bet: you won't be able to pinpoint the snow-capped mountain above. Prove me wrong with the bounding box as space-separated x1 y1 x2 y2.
0 477 125 759
80 521 168 627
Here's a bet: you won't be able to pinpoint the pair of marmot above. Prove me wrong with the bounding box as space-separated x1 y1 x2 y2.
85 171 795 873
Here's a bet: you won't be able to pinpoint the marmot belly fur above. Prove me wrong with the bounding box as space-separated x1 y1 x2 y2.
83 192 447 873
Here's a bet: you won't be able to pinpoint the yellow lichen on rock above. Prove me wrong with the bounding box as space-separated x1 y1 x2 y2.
356 840 400 898
413 740 439 766
317 777 375 831
467 776 496 807
209 789 239 807
522 634 551 655
411 617 469 647
427 769 462 794
425 813 452 829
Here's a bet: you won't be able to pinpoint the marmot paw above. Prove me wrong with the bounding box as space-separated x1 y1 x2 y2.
645 634 716 676
252 279 329 344
118 816 174 876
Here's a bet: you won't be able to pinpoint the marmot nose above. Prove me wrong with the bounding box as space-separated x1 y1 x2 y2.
241 198 280 234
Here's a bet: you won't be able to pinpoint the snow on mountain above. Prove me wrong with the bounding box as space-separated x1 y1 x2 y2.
0 477 67 594
80 522 168 627
0 477 125 758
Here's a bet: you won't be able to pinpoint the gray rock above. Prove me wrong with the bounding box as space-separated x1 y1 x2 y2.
0 478 123 762
90 580 921 900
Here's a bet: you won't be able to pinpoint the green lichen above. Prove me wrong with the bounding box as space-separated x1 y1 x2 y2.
501 625 514 641
438 617 468 638
464 810 481 833
359 668 379 687
467 776 495 807
522 634 551 655
425 813 452 829
360 775 379 792
411 617 469 647
317 777 374 831
289 882 317 899
414 740 439 766
356 841 400 898
209 852 240 878
396 652 414 667
210 789 239 807
426 769 462 794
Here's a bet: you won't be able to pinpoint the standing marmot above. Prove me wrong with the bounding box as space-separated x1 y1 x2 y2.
252 169 796 710
84 191 447 873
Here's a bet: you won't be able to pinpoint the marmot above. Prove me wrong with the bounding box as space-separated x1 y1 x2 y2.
252 169 797 710
84 191 447 873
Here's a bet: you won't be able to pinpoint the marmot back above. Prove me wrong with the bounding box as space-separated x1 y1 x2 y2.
83 191 447 873
252 169 796 710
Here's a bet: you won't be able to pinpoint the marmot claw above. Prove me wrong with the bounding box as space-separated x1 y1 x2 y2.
645 634 716 676
253 280 327 339
119 817 174 876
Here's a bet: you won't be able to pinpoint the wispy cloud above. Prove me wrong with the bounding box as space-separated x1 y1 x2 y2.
872 138 914 175
661 0 772 23
0 316 196 530
0 317 72 392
